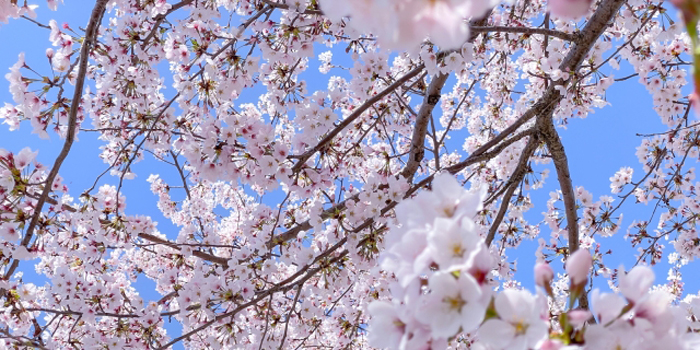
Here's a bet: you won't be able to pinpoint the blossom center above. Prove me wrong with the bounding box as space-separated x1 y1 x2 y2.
451 243 465 257
443 295 466 311
513 320 529 336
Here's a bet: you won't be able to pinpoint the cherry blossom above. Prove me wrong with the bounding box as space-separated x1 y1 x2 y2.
1 0 700 349
422 272 486 338
477 289 548 350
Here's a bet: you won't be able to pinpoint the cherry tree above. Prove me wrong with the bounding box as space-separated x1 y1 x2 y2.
1 0 700 348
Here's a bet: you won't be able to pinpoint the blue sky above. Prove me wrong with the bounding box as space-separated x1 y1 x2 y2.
0 1 698 346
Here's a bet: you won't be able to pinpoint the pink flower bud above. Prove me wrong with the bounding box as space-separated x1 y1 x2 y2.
548 0 593 19
534 261 554 288
46 48 55 60
566 249 592 285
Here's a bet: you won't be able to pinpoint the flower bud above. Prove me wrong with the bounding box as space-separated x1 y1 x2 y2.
565 249 591 286
534 261 554 296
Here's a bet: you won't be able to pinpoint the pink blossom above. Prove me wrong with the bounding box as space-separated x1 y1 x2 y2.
567 309 592 328
15 147 37 170
367 301 407 348
566 249 592 285
590 289 626 325
619 265 655 302
477 289 548 350
534 261 554 289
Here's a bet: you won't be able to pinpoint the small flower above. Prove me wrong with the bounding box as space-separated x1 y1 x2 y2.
15 147 38 170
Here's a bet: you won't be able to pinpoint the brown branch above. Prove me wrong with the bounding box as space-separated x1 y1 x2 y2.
557 0 626 73
290 64 425 172
140 0 195 49
2 0 109 283
401 73 449 181
19 192 232 269
156 246 349 350
267 193 359 249
543 119 579 254
278 284 303 349
527 0 627 312
260 0 324 15
536 0 627 254
470 25 577 42
485 136 538 247
137 233 230 268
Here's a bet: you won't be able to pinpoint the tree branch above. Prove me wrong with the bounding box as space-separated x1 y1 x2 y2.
471 25 577 42
401 72 449 181
3 0 109 283
290 64 425 172
485 136 539 247
140 0 195 49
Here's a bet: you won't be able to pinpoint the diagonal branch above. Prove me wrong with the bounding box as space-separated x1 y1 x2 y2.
290 64 425 173
3 0 109 283
485 136 539 247
540 117 580 253
140 0 195 49
401 72 449 181
272 128 536 249
534 0 627 255
470 25 577 42
19 192 232 269
137 233 231 267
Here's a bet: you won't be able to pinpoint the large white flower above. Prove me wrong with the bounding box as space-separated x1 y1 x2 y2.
420 217 480 271
420 272 485 339
367 301 407 349
590 289 626 325
477 289 548 350
318 0 502 50
619 265 655 302
584 323 636 350
381 226 430 287
429 172 486 220
548 0 592 19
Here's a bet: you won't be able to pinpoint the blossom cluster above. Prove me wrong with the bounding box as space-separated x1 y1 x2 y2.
369 174 700 349
317 0 596 51
318 0 499 50
368 174 548 349
2 0 700 348
0 0 60 24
